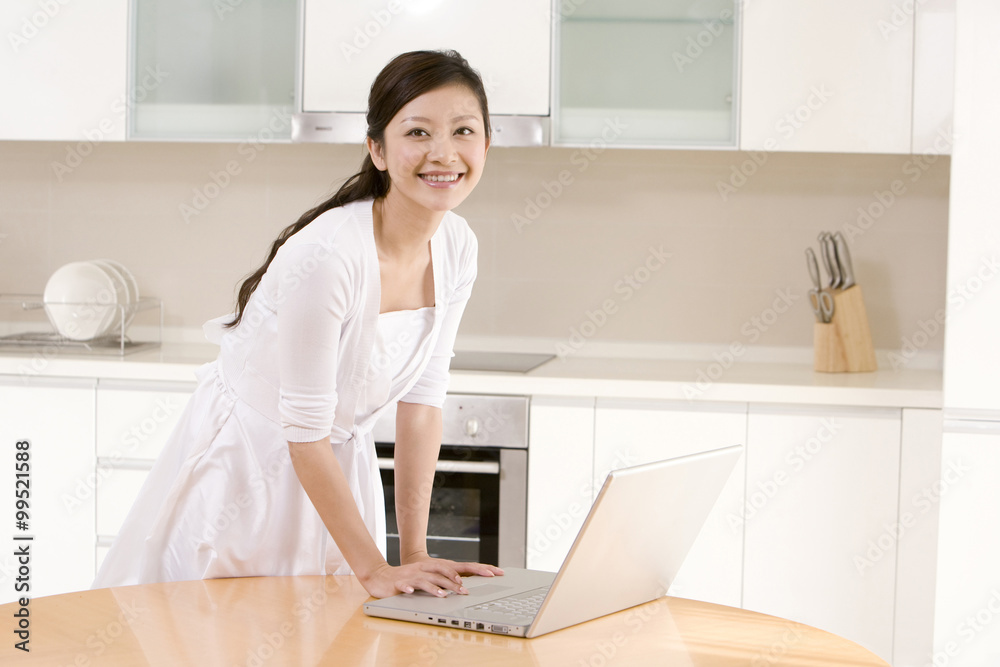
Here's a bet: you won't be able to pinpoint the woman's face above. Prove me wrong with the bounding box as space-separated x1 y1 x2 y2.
368 83 490 216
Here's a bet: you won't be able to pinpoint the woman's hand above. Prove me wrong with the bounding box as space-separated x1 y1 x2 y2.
359 554 504 599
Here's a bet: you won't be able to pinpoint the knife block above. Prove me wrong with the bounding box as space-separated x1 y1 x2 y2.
814 285 877 373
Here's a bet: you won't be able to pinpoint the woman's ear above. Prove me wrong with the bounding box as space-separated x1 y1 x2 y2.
366 137 387 171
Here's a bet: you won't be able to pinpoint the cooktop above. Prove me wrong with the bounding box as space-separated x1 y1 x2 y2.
449 350 556 374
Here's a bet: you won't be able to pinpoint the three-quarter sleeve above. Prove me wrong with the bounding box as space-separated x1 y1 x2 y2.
400 232 478 408
274 239 355 443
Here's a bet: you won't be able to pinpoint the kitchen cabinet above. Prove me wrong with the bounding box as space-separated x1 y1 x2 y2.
130 0 296 140
96 379 195 461
942 0 999 413
912 0 956 154
94 380 195 570
740 0 914 154
0 1 128 142
525 396 595 573
0 377 96 604
742 404 901 664
593 399 747 608
933 422 1000 667
300 0 550 144
894 409 944 667
554 0 738 148
932 4 1000 664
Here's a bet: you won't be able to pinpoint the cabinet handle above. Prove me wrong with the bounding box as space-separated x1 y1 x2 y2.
376 458 499 475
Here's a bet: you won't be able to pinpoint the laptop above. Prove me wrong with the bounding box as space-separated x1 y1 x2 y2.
363 443 743 638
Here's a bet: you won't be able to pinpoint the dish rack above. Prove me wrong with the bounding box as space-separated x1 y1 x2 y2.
0 294 162 356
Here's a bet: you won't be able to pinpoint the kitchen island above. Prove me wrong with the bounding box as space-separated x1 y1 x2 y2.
0 575 889 666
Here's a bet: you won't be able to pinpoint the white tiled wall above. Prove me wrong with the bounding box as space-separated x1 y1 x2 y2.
0 141 949 357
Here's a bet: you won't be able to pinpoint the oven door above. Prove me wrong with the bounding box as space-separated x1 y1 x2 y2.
376 444 526 568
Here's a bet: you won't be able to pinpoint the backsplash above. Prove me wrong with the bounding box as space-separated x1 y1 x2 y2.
0 140 949 366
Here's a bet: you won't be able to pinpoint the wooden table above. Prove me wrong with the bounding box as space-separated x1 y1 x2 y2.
1 576 889 666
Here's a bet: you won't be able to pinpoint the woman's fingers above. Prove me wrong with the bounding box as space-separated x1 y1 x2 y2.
452 560 505 577
401 570 465 597
369 559 506 599
404 560 467 595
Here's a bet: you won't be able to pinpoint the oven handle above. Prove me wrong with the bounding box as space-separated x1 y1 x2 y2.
376 458 500 475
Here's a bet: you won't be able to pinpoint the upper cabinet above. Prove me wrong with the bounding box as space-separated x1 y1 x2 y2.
740 0 954 154
129 0 297 141
1 1 955 153
0 1 128 141
912 0 956 155
741 0 913 153
554 0 738 148
299 0 551 146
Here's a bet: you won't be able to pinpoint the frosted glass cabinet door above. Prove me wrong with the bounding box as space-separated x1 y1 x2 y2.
302 0 551 116
131 0 297 140
556 0 738 147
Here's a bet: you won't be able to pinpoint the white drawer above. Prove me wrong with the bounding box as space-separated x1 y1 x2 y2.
97 380 195 460
96 466 152 537
95 545 110 575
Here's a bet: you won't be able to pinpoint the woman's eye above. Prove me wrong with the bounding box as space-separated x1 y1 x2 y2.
407 128 428 137
455 127 474 136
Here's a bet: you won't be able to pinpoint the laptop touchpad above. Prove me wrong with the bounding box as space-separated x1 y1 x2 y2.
466 584 514 597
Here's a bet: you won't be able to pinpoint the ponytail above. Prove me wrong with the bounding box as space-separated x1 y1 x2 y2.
224 155 389 328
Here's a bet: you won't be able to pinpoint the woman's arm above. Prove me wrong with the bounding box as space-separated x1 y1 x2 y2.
289 436 477 598
392 401 505 575
393 401 443 563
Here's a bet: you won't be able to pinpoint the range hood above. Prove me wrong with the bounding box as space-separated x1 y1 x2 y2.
292 113 549 147
296 2 551 148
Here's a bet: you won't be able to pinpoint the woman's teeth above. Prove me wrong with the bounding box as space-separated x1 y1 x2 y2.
421 174 460 182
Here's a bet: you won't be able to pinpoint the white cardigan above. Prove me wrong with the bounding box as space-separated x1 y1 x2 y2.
208 198 478 444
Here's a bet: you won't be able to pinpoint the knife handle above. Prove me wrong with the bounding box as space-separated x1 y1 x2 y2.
833 233 856 289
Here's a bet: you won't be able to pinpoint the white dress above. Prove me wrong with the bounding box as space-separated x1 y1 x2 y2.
93 200 476 588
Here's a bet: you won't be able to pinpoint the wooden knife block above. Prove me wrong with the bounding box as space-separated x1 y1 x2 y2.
814 285 877 373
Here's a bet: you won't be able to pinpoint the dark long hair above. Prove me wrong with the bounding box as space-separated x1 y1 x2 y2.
225 50 491 328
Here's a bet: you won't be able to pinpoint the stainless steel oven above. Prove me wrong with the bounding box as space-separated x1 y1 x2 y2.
371 395 528 569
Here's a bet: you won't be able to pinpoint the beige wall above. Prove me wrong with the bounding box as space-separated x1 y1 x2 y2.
0 140 949 359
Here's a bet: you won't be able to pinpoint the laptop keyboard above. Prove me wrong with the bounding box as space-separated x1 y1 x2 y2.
469 586 550 619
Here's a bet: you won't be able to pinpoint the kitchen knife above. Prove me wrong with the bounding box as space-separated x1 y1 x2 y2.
832 232 856 289
818 232 841 289
806 248 834 323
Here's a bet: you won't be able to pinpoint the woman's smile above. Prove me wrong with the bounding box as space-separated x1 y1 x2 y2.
419 172 464 187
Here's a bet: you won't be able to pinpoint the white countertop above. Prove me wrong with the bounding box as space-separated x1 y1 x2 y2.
0 341 941 409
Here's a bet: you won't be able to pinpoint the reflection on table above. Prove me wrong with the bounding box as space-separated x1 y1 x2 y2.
0 575 889 666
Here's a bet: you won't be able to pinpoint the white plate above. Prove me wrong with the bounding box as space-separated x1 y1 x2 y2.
100 259 139 306
101 259 140 329
92 260 130 335
43 261 119 340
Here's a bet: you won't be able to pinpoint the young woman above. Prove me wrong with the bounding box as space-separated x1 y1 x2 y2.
94 50 502 598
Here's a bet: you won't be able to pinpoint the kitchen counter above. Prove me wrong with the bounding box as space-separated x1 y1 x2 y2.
0 344 942 409
0 341 941 408
0 575 889 666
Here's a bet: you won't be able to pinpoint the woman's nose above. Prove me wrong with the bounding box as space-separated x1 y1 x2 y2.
428 134 457 164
